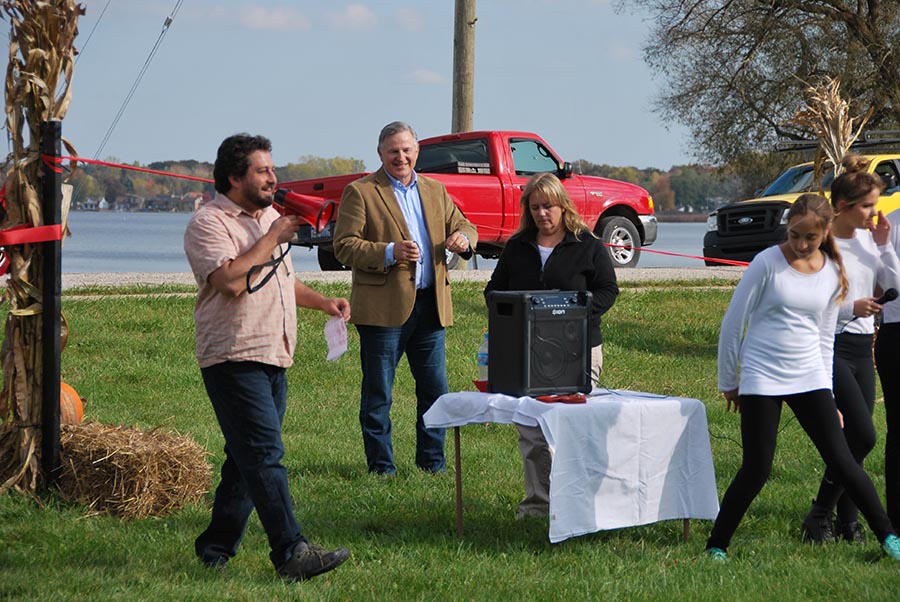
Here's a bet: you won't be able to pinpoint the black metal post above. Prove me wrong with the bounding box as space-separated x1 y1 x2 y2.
40 120 62 488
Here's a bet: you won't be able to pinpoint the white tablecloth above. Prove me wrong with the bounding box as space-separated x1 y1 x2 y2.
424 389 720 543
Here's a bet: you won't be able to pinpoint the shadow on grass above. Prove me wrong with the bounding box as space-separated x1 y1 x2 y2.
300 461 368 481
610 317 719 360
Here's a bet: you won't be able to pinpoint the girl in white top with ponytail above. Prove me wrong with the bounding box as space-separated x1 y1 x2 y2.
802 155 900 543
705 193 900 562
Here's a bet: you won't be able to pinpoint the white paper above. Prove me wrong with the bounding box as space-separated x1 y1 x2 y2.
324 316 347 361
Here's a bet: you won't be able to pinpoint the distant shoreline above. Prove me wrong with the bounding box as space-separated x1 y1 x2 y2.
68 209 710 223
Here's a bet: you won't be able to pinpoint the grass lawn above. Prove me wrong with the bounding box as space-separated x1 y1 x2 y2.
0 278 897 601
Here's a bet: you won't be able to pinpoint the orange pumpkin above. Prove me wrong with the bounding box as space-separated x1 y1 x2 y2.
60 382 84 424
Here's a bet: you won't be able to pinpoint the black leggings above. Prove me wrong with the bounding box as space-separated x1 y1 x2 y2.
706 389 895 552
814 333 877 525
875 321 900 530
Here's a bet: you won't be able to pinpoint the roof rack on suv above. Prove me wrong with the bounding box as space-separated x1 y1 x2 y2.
863 130 900 142
774 130 900 153
773 140 819 152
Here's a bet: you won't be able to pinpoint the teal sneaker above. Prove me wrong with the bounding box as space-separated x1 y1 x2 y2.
705 547 727 562
882 534 900 560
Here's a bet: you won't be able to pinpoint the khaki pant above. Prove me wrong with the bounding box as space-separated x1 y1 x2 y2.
516 344 603 518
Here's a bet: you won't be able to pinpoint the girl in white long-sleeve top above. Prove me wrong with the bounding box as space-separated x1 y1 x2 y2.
802 155 900 543
705 193 900 561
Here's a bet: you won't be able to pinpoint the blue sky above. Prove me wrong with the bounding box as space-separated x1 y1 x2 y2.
5 0 693 170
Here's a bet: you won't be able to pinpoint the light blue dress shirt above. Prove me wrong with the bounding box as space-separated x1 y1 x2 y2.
384 170 434 289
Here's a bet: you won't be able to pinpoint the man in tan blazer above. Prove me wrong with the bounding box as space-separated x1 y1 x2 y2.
334 121 477 475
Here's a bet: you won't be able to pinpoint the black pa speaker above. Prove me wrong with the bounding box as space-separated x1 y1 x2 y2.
487 290 592 396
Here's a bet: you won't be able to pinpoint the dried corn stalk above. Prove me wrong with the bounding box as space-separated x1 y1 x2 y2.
1 0 82 494
791 76 873 181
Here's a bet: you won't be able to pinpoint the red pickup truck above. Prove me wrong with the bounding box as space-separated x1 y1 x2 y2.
281 130 657 269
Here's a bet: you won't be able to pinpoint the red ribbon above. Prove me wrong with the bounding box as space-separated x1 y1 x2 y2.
57 154 213 183
0 224 64 246
0 179 66 276
0 224 64 275
41 154 64 173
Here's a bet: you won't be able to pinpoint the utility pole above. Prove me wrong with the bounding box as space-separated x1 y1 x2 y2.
451 0 476 133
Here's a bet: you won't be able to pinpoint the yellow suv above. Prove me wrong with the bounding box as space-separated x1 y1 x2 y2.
703 153 900 266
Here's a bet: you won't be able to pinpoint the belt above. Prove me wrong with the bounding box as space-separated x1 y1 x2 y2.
416 287 434 297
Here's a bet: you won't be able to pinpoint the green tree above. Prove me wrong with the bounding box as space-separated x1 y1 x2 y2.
276 156 365 182
146 161 212 197
650 174 675 211
77 174 102 199
669 166 721 211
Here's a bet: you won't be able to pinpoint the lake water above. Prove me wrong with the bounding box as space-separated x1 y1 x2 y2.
61 212 710 273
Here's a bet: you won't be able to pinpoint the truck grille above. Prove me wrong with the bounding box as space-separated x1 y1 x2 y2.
717 204 785 235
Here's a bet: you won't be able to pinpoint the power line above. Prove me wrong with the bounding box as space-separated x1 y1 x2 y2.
75 0 113 65
52 0 112 102
92 0 184 160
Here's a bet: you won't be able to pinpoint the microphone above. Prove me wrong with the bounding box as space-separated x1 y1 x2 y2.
838 287 898 333
875 288 899 305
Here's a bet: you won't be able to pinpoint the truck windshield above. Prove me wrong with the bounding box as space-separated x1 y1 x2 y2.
761 164 835 196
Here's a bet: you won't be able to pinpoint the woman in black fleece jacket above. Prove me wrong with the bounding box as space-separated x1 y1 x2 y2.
484 171 619 518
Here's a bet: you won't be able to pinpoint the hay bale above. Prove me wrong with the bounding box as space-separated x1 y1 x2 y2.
57 422 211 519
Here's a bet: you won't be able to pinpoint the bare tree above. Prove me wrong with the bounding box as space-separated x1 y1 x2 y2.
619 1 900 164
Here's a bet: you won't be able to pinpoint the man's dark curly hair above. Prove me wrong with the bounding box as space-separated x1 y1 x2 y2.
213 134 272 194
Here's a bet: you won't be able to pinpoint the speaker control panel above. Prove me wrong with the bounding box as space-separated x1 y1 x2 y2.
528 292 586 308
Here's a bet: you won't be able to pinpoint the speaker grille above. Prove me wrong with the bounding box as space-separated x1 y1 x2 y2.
531 319 582 381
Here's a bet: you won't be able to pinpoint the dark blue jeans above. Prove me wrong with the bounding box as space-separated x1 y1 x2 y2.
195 361 305 569
356 290 448 474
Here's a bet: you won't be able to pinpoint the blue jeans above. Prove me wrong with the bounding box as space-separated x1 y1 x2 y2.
356 291 448 474
195 361 304 569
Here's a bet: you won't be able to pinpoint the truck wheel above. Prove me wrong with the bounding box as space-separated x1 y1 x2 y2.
599 216 641 268
317 247 349 271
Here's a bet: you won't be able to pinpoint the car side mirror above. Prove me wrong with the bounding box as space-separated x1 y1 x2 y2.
558 162 574 180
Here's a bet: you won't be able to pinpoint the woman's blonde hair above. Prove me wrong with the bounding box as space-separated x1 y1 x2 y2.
516 172 595 239
787 193 848 301
830 153 883 210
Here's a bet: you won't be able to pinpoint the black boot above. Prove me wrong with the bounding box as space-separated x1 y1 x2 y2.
801 499 835 543
835 520 865 543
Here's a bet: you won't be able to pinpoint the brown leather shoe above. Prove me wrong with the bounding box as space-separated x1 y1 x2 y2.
277 541 350 582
